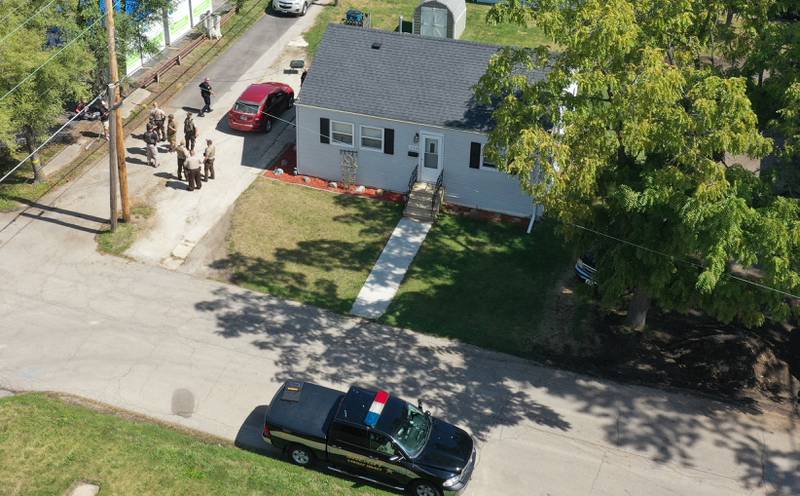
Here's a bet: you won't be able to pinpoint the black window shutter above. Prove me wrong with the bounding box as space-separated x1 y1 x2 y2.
383 128 395 155
320 118 330 144
469 142 482 169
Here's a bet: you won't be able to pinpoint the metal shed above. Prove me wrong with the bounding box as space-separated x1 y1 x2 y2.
413 0 467 39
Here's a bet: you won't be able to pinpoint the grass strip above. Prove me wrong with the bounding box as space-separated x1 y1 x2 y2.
0 392 388 495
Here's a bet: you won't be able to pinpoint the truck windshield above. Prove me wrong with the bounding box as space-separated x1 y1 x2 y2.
388 403 430 458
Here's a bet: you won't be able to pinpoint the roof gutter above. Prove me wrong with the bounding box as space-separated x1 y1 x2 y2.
295 102 489 136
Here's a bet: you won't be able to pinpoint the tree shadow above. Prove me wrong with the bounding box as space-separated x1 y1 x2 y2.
198 208 798 493
329 193 405 237
210 189 404 312
198 285 800 493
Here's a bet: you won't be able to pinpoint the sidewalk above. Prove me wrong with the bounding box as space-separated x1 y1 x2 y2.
351 217 431 319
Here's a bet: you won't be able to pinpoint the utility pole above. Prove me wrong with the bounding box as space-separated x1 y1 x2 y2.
107 83 119 232
104 0 130 222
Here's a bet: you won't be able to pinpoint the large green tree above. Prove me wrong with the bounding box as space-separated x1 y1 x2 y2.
477 0 800 329
0 0 96 182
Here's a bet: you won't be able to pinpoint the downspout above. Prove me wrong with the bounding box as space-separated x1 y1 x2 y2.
526 205 536 233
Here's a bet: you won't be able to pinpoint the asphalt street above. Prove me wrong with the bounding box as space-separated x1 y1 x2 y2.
0 7 798 496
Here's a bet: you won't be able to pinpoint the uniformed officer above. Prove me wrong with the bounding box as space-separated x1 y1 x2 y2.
184 150 203 191
166 114 177 151
203 138 216 181
184 113 197 152
175 140 188 181
150 102 166 141
143 125 159 168
199 77 213 117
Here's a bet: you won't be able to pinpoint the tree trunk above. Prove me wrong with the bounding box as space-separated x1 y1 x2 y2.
626 285 650 331
25 128 45 184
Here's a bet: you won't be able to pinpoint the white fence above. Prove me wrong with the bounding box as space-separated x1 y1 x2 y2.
125 0 213 75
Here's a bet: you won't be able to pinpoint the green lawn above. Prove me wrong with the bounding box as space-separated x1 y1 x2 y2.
381 214 576 358
305 2 550 56
96 204 155 256
0 393 388 496
0 144 66 212
224 179 403 313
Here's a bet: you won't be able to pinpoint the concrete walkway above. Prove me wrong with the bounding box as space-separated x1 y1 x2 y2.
351 217 432 319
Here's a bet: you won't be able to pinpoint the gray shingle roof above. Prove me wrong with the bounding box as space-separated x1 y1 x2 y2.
298 24 547 132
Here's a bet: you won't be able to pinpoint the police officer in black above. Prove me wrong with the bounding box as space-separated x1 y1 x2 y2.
199 77 213 117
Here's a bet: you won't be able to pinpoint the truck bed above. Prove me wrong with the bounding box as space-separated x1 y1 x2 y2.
266 381 344 441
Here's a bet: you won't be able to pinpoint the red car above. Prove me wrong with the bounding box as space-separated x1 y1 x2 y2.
227 82 294 132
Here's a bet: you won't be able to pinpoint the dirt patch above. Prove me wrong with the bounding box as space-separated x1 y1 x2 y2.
442 203 530 226
530 271 799 408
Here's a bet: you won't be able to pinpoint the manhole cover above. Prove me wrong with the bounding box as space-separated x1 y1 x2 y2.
171 388 196 418
67 482 99 496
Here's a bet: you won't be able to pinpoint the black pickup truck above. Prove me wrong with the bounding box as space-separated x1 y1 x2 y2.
262 381 477 496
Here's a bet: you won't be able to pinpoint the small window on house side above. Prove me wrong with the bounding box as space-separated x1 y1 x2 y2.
331 121 354 146
360 126 383 150
482 145 498 170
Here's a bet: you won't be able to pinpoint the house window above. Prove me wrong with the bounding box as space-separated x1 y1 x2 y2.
482 144 504 171
331 121 354 146
360 126 383 151
481 154 497 170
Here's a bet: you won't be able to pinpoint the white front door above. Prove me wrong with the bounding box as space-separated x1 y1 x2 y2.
419 134 442 183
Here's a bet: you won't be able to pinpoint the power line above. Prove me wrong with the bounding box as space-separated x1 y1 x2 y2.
568 222 800 300
0 0 60 46
0 1 116 104
0 72 135 185
0 94 103 184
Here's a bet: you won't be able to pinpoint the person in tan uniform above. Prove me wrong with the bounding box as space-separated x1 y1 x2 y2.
203 138 216 181
184 113 197 152
166 114 177 151
149 102 166 141
175 140 188 181
184 149 203 191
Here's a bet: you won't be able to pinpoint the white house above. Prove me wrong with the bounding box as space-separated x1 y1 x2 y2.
295 24 548 218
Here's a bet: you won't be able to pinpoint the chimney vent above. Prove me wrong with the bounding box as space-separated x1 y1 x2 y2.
371 42 382 50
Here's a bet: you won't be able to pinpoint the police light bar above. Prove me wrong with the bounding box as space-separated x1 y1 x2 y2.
364 390 389 427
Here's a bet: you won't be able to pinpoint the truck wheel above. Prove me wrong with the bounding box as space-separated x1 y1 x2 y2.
410 480 441 496
300 2 308 16
264 118 273 133
287 444 314 467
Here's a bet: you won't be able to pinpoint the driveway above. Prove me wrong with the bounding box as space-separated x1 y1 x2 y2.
124 10 320 268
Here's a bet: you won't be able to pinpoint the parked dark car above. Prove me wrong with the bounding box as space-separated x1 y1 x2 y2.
227 82 294 133
263 381 477 496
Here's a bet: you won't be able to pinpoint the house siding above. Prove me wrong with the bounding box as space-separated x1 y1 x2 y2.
295 105 537 217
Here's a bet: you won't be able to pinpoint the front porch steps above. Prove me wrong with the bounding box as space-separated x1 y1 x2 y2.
404 182 436 222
